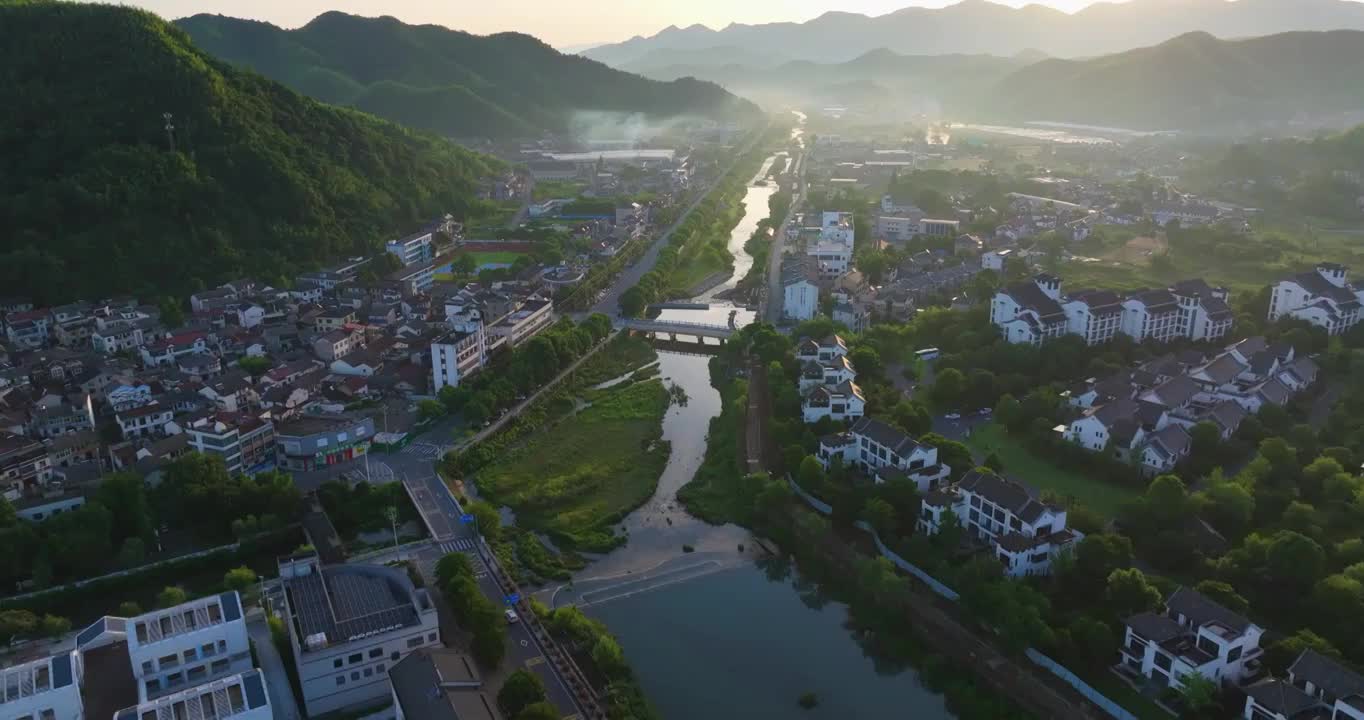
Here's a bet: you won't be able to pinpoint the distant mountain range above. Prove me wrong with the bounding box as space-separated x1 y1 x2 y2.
177 12 760 139
585 0 1364 67
633 30 1364 132
981 30 1364 130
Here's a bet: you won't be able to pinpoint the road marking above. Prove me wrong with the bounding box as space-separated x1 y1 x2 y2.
525 656 544 667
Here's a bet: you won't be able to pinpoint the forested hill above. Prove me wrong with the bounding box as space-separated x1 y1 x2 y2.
0 0 497 304
979 30 1364 131
175 11 761 139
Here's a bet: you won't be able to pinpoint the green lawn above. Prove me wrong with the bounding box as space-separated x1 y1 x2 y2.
964 423 1138 517
473 379 671 552
469 251 525 266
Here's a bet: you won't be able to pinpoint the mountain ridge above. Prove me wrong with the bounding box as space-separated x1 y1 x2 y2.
584 0 1364 67
177 11 760 139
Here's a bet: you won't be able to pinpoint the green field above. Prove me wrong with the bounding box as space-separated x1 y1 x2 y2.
473 379 672 551
469 251 525 266
964 423 1137 517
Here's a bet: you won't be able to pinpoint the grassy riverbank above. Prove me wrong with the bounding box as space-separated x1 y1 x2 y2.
475 379 672 552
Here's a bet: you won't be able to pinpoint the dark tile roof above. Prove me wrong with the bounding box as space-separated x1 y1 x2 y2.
1244 679 1321 717
1147 376 1199 408
389 648 498 720
1167 586 1252 634
958 469 1054 523
1129 288 1179 313
1002 280 1064 320
1291 649 1364 703
1124 612 1185 643
1291 270 1358 305
850 417 921 456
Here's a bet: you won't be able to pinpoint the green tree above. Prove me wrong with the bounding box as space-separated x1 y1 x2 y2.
1178 673 1219 713
497 669 546 717
468 501 502 543
1105 568 1163 618
116 538 147 568
237 355 273 377
861 498 897 537
1068 616 1117 667
930 368 967 409
1265 530 1326 588
514 702 560 720
619 286 647 317
472 626 505 668
797 456 825 490
436 553 474 588
417 399 445 422
40 614 71 638
1265 629 1339 675
0 610 39 644
453 253 478 275
1197 480 1254 538
117 601 143 617
1193 580 1248 615
1072 534 1134 589
157 586 188 608
224 566 256 593
591 634 629 678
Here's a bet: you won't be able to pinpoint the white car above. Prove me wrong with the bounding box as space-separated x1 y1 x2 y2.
504 608 520 624
945 413 961 420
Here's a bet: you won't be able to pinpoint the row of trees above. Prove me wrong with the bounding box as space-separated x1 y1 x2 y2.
434 553 506 669
0 455 302 594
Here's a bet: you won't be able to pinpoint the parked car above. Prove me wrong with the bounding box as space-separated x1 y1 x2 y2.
945 413 961 420
504 608 520 624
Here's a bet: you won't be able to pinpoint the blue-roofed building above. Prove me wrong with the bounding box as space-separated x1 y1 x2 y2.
114 669 272 720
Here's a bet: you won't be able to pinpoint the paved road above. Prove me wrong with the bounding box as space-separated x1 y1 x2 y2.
590 125 771 317
764 149 806 324
246 611 302 720
405 474 586 718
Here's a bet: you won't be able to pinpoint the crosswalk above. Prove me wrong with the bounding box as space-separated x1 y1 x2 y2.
402 442 447 459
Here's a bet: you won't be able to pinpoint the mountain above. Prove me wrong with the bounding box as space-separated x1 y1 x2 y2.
176 12 760 140
979 30 1364 131
636 49 1027 115
584 0 1364 68
0 0 497 304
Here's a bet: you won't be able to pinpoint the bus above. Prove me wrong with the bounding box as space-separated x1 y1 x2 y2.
914 347 941 361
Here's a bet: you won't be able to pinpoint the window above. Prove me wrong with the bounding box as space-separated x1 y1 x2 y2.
159 616 173 636
207 604 222 623
363 668 373 678
145 678 161 694
368 648 383 659
391 651 400 662
1227 645 1243 663
227 684 245 713
166 672 183 687
427 632 437 643
376 664 385 674
135 622 149 643
335 677 345 686
217 640 226 654
182 611 197 630
142 660 154 675
350 671 360 682
333 658 343 669
1154 652 1172 672
199 695 218 720
183 648 197 662
348 653 362 665
211 659 229 674
201 643 216 657
159 654 180 669
187 666 207 682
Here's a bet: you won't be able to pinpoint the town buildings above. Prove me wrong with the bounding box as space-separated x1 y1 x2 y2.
274 416 374 472
385 231 435 268
806 211 856 278
818 417 952 492
1268 263 1364 335
275 553 441 717
918 470 1081 577
994 275 1233 346
781 255 820 322
1120 587 1264 692
1242 649 1364 720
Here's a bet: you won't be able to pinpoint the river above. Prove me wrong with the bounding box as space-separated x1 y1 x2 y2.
543 111 954 720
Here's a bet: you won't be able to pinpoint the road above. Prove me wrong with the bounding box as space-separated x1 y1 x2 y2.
246 611 302 720
763 147 807 324
589 124 771 317
405 477 589 718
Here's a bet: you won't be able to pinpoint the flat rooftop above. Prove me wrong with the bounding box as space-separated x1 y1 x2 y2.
285 563 422 648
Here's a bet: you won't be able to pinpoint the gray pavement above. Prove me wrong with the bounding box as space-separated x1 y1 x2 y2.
246 611 302 720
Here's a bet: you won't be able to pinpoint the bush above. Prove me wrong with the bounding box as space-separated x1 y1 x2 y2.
497 669 546 717
798 692 819 709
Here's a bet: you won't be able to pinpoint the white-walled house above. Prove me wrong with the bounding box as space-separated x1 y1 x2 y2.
1119 587 1265 692
801 380 865 423
1121 289 1183 343
991 274 1067 346
1063 289 1124 346
796 335 849 364
799 355 857 393
1242 649 1364 720
918 470 1079 577
817 417 951 492
1171 278 1234 341
125 592 254 699
782 255 820 321
1268 263 1364 335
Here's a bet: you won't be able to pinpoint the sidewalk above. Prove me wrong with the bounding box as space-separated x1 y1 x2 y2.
246 609 302 720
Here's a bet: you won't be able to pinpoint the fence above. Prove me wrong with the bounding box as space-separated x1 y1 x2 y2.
786 477 1137 720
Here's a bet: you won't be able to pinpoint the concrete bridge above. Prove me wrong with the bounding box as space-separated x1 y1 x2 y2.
623 318 736 342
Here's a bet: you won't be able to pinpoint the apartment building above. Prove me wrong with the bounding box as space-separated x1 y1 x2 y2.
1063 289 1124 346
486 298 554 350
186 413 276 475
1121 289 1183 344
313 330 362 363
1120 587 1264 692
0 651 81 720
817 417 951 492
430 326 488 393
125 593 253 699
115 403 176 440
1171 278 1234 341
114 670 272 720
918 470 1080 577
276 554 441 717
805 211 855 277
385 231 434 267
996 275 1232 346
1268 263 1364 335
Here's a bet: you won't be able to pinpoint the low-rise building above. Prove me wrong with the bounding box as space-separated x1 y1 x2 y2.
388 649 498 720
186 413 276 475
0 430 53 499
274 415 374 472
314 330 362 362
781 255 820 322
140 331 209 367
276 553 441 717
1119 587 1264 692
990 275 1068 346
125 592 254 699
800 380 865 423
918 470 1080 577
1268 263 1364 335
116 403 177 440
116 669 273 720
386 230 435 268
798 355 856 394
431 326 487 393
818 417 951 492
1242 649 1364 720
0 652 83 720
487 298 554 350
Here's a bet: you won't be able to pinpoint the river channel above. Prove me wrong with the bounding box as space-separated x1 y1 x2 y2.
542 112 956 719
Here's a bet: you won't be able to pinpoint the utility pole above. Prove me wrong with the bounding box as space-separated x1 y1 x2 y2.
162 112 177 154
384 506 399 560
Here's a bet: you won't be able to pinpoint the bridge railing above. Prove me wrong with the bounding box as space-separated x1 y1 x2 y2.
626 319 731 330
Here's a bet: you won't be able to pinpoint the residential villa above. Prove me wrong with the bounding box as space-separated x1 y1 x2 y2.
1119 587 1265 692
1268 263 1364 335
994 274 1232 346
1242 649 1364 720
818 417 951 492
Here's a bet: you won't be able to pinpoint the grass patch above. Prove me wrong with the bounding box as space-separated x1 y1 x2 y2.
532 179 587 201
474 380 672 552
1085 670 1174 720
964 423 1137 517
677 365 751 526
570 334 659 388
469 250 525 266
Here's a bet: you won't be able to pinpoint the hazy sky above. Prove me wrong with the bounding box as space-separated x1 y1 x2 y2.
128 0 1146 47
